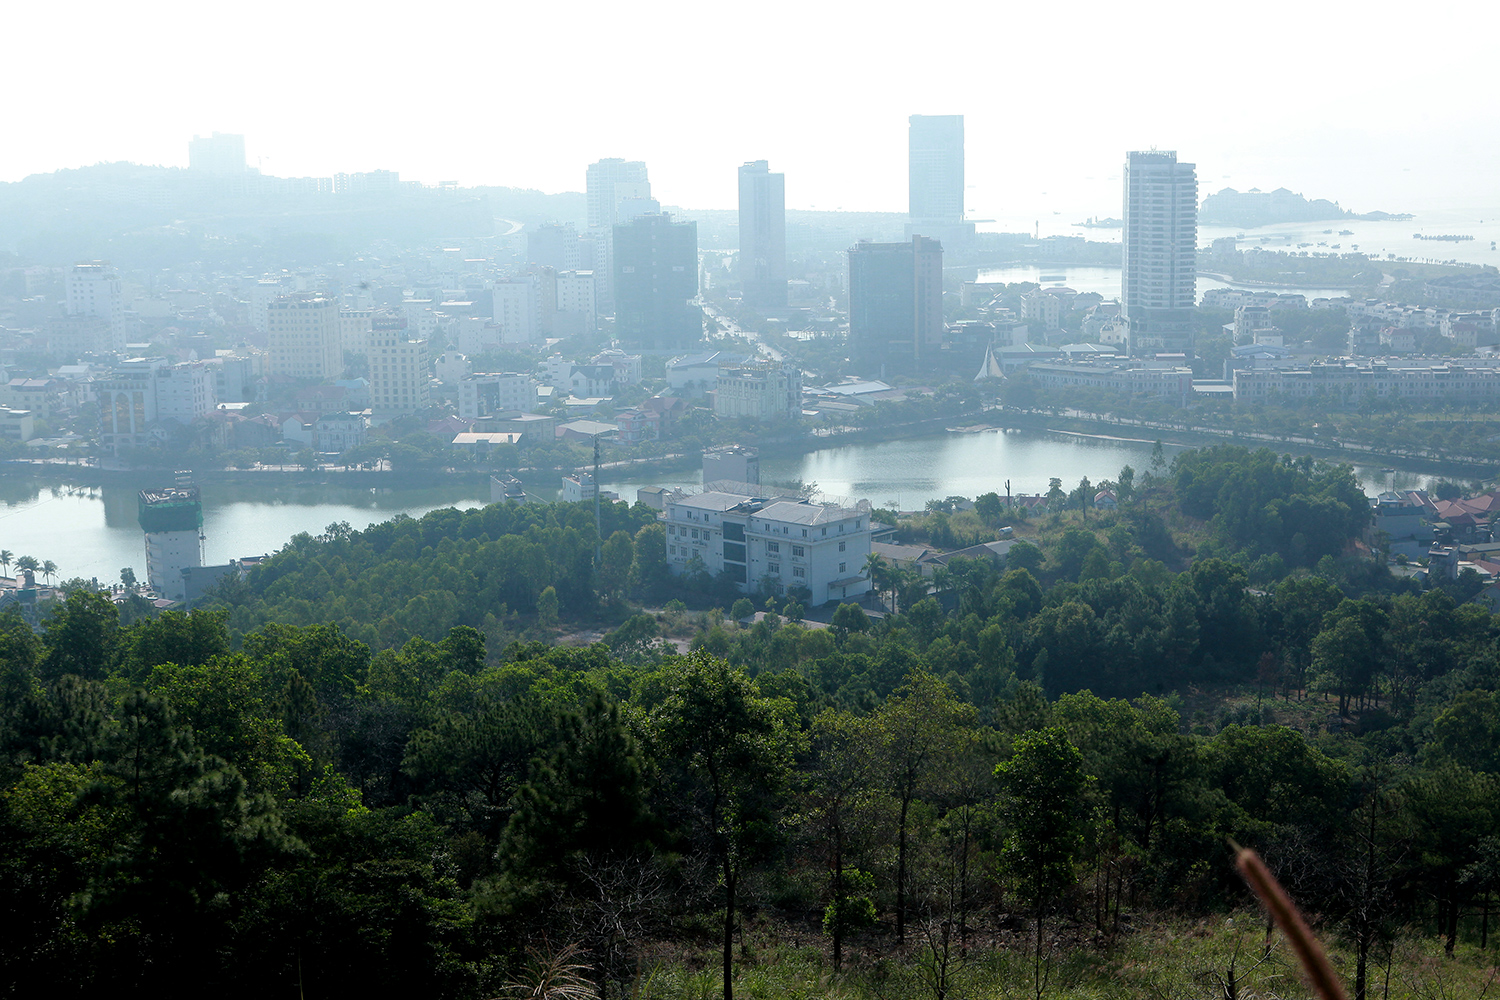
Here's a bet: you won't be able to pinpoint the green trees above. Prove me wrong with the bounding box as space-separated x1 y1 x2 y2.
649 653 798 1000
996 727 1090 999
40 591 120 680
871 670 974 940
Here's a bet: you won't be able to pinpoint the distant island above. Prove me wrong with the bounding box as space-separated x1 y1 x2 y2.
1200 186 1413 227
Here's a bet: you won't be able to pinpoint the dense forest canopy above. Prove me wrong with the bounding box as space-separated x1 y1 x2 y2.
4 445 1499 998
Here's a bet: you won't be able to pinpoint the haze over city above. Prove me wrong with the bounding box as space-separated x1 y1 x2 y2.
7 0 1500 221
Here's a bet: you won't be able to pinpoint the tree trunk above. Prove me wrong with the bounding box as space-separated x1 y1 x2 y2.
723 859 736 1000
897 794 910 941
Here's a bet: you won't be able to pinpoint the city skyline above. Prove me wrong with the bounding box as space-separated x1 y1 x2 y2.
4 1 1499 222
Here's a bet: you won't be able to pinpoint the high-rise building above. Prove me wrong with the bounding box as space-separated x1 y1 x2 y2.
586 158 650 229
268 293 343 379
368 316 431 414
613 213 701 351
586 158 651 311
66 261 126 352
188 133 247 175
1122 150 1198 355
847 237 944 373
527 223 585 271
139 485 204 602
906 115 974 244
738 161 787 310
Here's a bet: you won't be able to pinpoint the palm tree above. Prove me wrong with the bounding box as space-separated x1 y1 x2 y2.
14 555 39 581
41 560 57 587
0 550 10 577
864 552 889 607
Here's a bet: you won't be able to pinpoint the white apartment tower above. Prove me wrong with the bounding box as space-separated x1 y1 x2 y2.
1122 150 1197 355
268 293 343 379
368 316 431 414
66 261 126 352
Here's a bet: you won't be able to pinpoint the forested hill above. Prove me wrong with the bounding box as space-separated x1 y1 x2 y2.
4 444 1500 998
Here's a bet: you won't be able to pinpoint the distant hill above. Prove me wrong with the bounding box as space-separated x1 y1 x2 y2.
1200 186 1409 227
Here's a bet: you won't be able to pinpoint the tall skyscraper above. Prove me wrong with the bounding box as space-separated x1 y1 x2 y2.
906 115 974 244
586 158 652 311
847 236 944 373
738 161 787 309
613 213 701 351
267 293 343 379
1122 150 1198 355
188 132 247 175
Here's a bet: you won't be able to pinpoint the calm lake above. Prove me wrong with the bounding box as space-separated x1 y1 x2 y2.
3 429 1429 587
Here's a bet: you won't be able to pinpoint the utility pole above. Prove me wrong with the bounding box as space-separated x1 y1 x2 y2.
593 434 603 567
1006 478 1012 509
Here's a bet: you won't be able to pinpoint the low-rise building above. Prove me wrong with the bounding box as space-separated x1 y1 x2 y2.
313 412 367 454
1025 359 1194 400
1233 361 1500 405
662 490 872 605
714 362 801 420
459 373 538 419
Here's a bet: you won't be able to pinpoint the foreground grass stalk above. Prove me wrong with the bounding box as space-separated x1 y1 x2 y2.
1235 844 1348 1000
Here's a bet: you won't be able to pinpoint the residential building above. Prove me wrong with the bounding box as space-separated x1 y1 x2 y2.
591 349 642 385
313 412 366 454
556 270 597 335
738 160 787 309
1233 360 1500 405
613 213 701 350
847 236 944 372
367 316 431 414
340 307 374 355
561 471 619 504
47 315 115 357
1026 359 1194 400
0 408 35 442
615 408 661 444
906 114 975 244
714 362 802 420
138 486 204 603
458 373 538 419
702 445 760 486
154 361 217 424
661 491 873 605
528 223 585 271
493 276 542 343
268 293 342 379
66 261 126 352
1122 150 1197 355
249 279 283 333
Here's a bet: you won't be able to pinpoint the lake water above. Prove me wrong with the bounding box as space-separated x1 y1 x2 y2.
2 431 1434 587
975 265 1354 305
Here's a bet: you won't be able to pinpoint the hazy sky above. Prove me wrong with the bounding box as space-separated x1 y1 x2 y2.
7 0 1499 223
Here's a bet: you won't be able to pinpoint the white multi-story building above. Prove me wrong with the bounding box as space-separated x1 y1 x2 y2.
1026 359 1194 400
340 307 374 355
250 279 284 334
66 261 126 352
714 363 802 420
556 270 597 334
493 277 541 343
1122 150 1197 355
98 358 165 453
458 373 538 419
268 293 342 379
368 317 430 414
1233 361 1500 405
313 412 367 454
48 315 116 357
661 490 872 605
155 361 217 424
586 158 651 311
